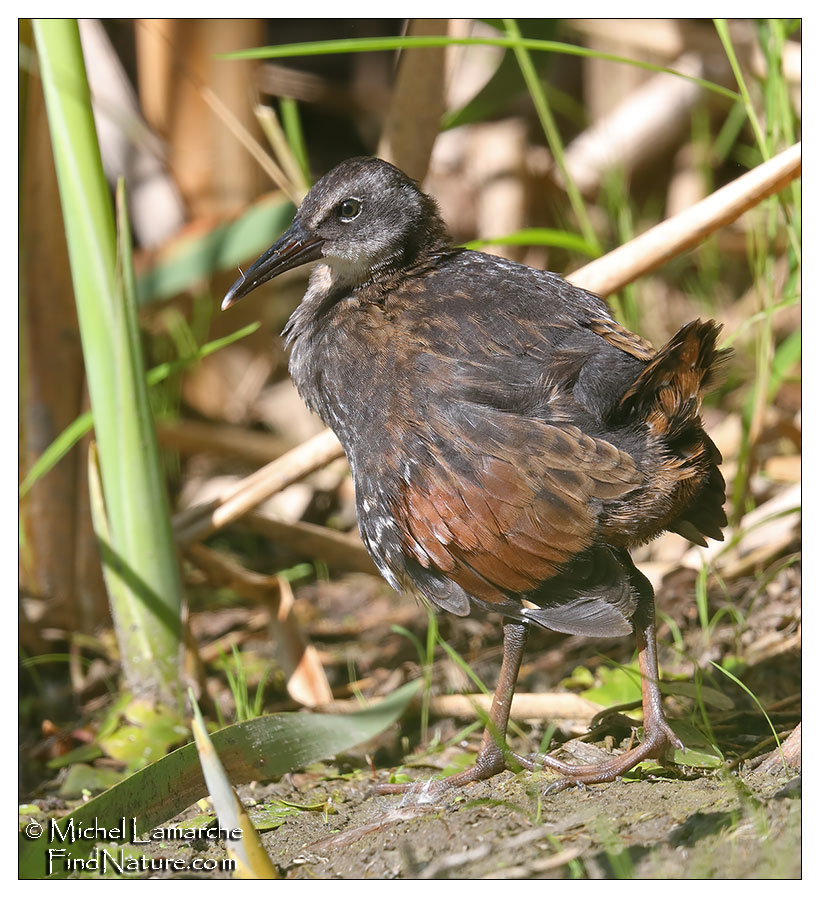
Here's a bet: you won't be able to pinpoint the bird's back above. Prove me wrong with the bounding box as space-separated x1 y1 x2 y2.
290 249 728 636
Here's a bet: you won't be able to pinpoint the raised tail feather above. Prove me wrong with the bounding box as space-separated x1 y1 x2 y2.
619 319 729 433
621 320 730 546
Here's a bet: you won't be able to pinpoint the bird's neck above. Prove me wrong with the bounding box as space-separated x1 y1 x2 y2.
283 263 367 442
282 263 347 356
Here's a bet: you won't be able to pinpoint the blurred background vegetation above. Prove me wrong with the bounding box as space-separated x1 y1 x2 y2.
19 18 799 806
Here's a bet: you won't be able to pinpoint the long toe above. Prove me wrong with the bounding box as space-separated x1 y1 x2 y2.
524 722 684 792
374 744 511 797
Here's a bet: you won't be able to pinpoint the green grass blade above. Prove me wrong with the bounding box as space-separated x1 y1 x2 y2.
709 661 786 776
20 410 95 499
255 104 310 196
768 329 800 400
503 18 601 254
436 637 490 696
441 21 563 132
464 227 597 256
278 97 311 185
220 35 740 102
713 19 769 160
19 322 260 498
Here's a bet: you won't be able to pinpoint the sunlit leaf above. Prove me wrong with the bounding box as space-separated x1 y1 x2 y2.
19 680 419 878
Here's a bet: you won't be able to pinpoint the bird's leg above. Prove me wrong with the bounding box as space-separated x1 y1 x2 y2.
374 619 529 795
514 579 683 791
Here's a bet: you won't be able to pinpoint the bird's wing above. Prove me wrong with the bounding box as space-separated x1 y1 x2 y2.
391 403 643 608
587 315 656 361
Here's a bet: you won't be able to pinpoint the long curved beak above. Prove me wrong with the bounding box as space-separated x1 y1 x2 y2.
221 222 324 310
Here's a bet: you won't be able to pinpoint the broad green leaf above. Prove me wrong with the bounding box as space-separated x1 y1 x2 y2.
170 812 217 833
621 722 724 776
581 665 642 709
98 700 188 772
250 800 322 833
669 721 725 769
19 680 419 878
559 666 596 690
46 744 103 770
58 764 126 798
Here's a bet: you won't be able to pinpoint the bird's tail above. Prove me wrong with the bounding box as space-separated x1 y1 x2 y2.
620 319 730 545
619 319 728 438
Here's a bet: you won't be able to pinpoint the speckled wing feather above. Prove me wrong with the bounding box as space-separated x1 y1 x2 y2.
588 316 656 361
391 403 643 618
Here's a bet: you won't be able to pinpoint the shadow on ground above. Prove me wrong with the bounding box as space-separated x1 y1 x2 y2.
156 762 800 879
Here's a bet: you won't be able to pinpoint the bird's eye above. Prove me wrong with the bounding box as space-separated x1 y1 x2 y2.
338 198 361 222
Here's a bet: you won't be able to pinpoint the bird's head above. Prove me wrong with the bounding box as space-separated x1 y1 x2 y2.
222 157 449 310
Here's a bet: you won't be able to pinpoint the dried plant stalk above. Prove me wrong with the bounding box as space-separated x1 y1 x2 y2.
243 513 380 576
156 418 292 465
173 427 343 544
377 19 450 180
321 692 602 722
570 141 801 298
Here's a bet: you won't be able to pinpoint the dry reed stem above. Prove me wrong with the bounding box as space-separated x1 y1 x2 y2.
243 512 380 575
156 418 292 464
570 141 801 297
318 691 602 722
200 85 302 205
757 722 801 773
376 19 449 180
173 428 343 544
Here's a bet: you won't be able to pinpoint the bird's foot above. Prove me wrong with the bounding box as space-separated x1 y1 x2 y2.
514 719 684 794
373 742 509 798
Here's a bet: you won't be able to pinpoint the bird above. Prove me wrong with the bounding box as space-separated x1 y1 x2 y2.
222 156 729 793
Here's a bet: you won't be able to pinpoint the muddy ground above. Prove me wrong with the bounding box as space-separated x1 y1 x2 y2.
150 755 800 879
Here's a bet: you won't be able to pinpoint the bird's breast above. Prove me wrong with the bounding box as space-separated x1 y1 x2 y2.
287 301 406 453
